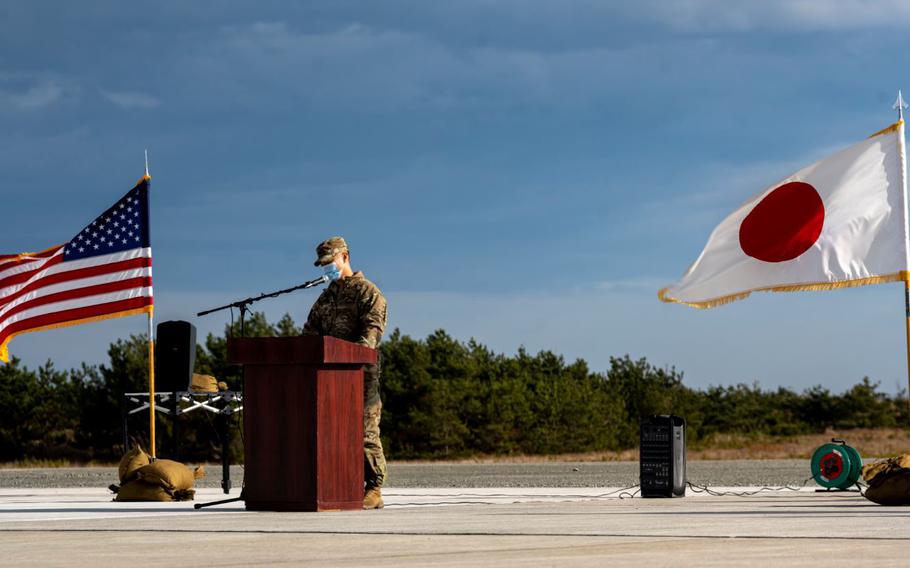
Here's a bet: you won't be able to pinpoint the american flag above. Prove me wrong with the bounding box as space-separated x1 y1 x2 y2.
0 177 153 363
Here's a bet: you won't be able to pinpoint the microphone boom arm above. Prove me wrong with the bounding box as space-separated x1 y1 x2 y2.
197 275 329 319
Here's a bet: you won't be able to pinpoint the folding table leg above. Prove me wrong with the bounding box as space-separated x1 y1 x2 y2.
219 412 231 494
172 392 180 461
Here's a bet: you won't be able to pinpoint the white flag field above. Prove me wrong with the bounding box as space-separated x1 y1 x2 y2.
659 121 910 308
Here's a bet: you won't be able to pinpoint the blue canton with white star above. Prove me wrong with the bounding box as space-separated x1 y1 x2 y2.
63 179 151 261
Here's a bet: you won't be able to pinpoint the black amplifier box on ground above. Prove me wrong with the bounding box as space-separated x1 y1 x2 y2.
640 415 686 498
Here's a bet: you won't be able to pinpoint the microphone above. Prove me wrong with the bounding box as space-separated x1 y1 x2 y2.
302 275 330 288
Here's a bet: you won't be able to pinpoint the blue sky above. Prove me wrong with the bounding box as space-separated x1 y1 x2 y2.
3 1 910 393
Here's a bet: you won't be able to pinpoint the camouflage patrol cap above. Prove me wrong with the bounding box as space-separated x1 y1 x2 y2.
314 236 349 266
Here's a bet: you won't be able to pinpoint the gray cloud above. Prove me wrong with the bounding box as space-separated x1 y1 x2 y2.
175 20 680 112
173 13 881 117
99 89 161 109
0 80 63 110
629 0 910 32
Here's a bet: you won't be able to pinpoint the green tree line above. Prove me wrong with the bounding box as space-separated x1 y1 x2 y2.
0 312 906 462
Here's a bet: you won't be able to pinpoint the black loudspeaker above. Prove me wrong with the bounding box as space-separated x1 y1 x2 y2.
155 320 196 393
640 415 686 498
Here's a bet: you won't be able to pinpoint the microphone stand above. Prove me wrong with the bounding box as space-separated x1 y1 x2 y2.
197 275 329 334
193 275 329 510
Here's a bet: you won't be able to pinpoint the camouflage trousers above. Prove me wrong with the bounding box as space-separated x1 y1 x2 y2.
364 399 387 489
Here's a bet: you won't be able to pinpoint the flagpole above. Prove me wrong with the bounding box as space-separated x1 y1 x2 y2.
144 150 156 459
148 311 156 459
895 91 910 413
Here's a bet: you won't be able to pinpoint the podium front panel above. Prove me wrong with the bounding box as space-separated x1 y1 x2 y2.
243 364 317 508
315 369 364 510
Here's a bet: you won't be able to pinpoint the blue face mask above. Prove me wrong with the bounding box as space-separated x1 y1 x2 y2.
322 262 342 282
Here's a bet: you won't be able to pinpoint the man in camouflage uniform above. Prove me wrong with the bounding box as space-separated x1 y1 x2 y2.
303 236 388 509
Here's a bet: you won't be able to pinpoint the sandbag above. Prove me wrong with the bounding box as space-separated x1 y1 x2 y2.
862 454 910 484
136 459 204 491
861 453 910 506
172 488 196 501
191 373 218 393
115 480 173 502
862 461 889 482
118 445 150 484
864 470 910 505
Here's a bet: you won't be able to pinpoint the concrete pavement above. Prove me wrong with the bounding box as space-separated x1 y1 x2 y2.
0 485 906 567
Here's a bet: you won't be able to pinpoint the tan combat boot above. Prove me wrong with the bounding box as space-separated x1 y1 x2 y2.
363 487 384 509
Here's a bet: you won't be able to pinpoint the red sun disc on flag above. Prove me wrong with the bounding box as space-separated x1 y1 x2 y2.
739 181 825 263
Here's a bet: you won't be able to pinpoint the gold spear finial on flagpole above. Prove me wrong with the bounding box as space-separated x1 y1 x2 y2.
895 91 907 122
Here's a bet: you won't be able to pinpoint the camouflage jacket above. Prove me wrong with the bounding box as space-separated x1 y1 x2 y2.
303 271 386 347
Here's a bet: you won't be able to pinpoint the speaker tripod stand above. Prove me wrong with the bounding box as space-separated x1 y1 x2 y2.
195 489 245 509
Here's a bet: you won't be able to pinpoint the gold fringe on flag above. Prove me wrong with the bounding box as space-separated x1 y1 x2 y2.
658 271 910 309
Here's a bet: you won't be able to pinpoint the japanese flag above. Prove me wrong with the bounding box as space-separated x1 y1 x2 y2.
660 121 909 308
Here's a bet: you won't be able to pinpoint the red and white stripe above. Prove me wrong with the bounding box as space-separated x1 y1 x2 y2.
0 246 153 362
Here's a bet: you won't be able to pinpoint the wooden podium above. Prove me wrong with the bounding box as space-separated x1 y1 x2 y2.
228 335 377 511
